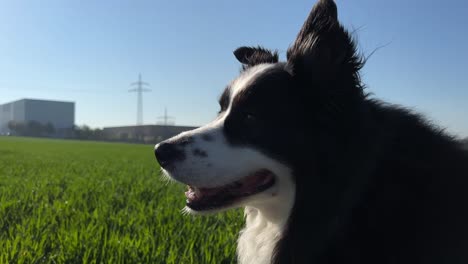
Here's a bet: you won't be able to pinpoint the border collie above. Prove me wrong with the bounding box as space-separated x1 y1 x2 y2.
154 0 468 263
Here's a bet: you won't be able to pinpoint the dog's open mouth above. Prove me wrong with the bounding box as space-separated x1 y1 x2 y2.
184 169 275 211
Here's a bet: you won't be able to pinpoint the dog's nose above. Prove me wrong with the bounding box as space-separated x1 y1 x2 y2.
154 142 185 168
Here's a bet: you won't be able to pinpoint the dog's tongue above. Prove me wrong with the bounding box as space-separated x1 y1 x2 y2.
184 170 274 202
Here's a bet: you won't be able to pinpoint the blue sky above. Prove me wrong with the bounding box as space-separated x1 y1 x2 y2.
0 0 467 136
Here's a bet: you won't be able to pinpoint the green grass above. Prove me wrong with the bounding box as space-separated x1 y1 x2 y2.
0 136 243 263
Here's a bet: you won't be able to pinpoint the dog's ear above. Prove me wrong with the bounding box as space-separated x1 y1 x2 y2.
287 0 362 82
234 46 278 69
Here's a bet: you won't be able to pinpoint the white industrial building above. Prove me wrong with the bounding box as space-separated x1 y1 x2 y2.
0 99 75 135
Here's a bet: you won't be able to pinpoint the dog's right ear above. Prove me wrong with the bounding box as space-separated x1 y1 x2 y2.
234 46 278 69
287 0 362 83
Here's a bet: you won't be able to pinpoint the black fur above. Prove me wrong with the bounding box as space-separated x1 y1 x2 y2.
226 0 468 263
234 46 279 70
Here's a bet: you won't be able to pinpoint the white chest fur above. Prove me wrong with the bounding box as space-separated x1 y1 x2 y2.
237 206 288 264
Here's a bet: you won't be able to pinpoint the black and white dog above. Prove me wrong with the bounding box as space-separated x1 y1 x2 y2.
154 0 468 263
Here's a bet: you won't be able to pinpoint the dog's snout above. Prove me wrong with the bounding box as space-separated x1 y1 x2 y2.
154 142 185 168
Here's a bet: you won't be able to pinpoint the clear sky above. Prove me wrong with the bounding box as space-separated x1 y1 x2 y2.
0 0 467 137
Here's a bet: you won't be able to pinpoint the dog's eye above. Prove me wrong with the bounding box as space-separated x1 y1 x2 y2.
243 112 256 123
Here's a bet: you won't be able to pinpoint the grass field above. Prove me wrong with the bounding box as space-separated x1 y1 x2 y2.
0 136 243 263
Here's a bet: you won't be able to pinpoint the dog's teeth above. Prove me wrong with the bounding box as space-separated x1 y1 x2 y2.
185 187 196 200
185 190 196 200
185 186 204 201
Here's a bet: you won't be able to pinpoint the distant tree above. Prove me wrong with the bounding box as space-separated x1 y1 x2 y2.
8 121 56 137
73 125 106 140
26 121 44 136
73 125 90 139
7 121 16 132
7 121 25 135
7 121 13 131
45 122 55 135
8 121 28 136
92 128 105 140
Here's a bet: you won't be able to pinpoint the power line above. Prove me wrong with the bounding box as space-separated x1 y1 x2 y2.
128 73 150 126
157 107 175 126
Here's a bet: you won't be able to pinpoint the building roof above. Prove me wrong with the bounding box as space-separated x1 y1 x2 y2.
0 98 75 105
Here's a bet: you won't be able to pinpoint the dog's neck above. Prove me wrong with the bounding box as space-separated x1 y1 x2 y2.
236 161 296 264
237 202 292 264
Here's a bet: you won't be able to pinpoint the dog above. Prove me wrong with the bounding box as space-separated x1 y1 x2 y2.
154 0 468 263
